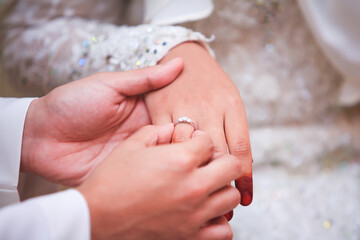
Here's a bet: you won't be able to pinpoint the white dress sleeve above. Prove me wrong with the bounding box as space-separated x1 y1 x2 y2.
0 98 35 208
298 0 360 105
2 0 212 94
0 189 90 240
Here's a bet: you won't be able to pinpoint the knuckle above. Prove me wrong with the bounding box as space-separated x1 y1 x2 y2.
209 141 215 153
227 95 242 106
231 138 251 158
174 152 193 171
197 134 215 156
189 211 203 227
186 182 206 201
213 145 226 156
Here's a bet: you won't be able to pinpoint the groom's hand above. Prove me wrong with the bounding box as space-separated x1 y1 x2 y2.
78 124 242 240
20 58 183 186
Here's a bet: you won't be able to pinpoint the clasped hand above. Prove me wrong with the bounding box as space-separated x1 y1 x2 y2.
21 58 183 186
79 124 242 240
21 51 252 239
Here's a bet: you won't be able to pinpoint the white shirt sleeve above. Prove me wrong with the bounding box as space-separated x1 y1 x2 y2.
0 98 91 240
0 189 90 240
0 97 35 207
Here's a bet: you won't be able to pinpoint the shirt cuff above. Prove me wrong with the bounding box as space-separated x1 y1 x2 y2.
0 97 36 208
32 189 90 240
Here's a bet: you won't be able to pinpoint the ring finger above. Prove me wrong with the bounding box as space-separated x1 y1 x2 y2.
172 115 198 143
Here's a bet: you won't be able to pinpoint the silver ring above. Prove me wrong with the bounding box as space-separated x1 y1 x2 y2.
174 117 198 131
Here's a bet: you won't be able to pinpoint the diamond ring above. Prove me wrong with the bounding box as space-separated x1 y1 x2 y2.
174 117 198 131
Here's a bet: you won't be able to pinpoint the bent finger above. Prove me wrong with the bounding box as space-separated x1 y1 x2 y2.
144 131 214 171
196 155 242 194
192 217 233 240
176 130 214 168
126 124 174 148
198 186 240 223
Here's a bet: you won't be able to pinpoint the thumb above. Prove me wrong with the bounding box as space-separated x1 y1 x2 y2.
191 130 208 139
99 58 183 96
128 123 174 147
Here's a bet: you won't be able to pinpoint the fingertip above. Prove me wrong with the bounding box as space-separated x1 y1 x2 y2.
138 58 184 95
130 124 174 147
235 176 253 206
191 130 207 138
189 130 215 159
157 123 175 144
160 58 184 79
240 191 253 206
163 57 184 68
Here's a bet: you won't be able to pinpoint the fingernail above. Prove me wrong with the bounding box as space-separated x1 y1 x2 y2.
235 176 253 206
241 191 252 206
224 210 233 221
163 57 182 66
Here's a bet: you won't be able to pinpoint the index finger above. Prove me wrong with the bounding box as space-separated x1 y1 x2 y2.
195 155 243 195
224 101 253 206
179 130 214 168
148 130 215 170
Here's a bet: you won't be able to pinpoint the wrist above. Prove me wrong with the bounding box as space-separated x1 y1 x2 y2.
160 41 211 65
76 184 109 240
20 98 42 173
159 41 222 82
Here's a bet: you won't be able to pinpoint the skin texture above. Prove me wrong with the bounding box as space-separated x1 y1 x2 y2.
21 58 184 186
78 125 243 240
145 42 253 206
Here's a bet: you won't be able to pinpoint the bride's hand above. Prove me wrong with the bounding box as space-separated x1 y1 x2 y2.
20 59 183 186
145 42 253 206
